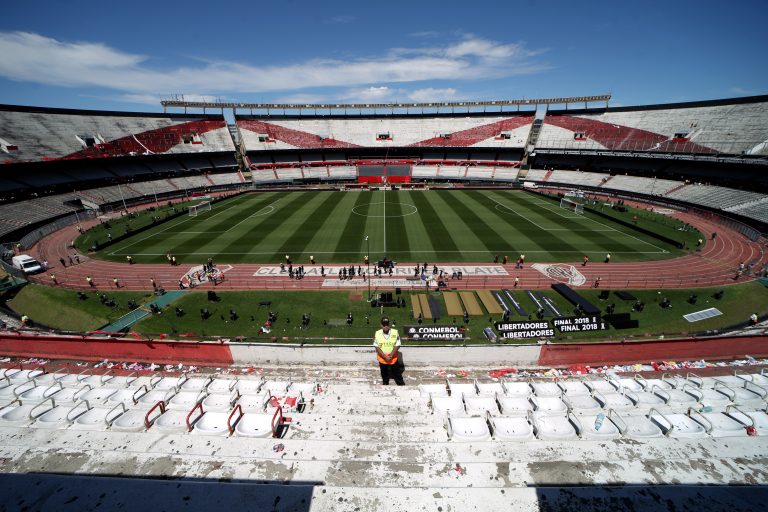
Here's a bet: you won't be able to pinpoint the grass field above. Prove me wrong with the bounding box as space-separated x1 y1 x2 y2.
7 284 152 332
131 283 768 342
92 189 698 265
10 282 766 342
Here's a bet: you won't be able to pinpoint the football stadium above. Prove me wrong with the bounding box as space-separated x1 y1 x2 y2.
2 93 768 510
2 6 768 510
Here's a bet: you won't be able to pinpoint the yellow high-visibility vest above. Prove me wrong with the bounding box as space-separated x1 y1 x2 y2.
374 328 400 365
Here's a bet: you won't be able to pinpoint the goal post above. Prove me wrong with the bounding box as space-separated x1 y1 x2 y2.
188 201 212 217
560 197 584 215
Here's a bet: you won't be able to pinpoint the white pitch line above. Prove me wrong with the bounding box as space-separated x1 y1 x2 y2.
522 195 668 253
488 196 548 230
383 188 387 254
224 200 280 232
118 249 668 256
163 231 228 234
108 194 260 254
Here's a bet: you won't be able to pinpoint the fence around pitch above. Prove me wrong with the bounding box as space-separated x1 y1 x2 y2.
19 210 97 251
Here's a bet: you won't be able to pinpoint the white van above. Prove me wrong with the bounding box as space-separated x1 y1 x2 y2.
11 255 43 274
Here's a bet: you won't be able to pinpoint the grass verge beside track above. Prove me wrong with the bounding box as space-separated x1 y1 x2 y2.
6 284 152 332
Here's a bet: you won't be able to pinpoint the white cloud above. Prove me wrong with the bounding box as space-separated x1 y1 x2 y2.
409 31 442 39
117 93 162 105
0 31 549 96
407 88 459 102
275 86 465 105
343 86 398 102
730 87 756 96
324 15 356 24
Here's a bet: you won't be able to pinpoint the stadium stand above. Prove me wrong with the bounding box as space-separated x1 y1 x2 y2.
237 115 533 149
1 366 767 511
464 167 494 180
3 95 768 241
600 175 682 196
0 170 245 238
536 96 768 155
525 169 768 224
546 170 606 187
327 166 357 180
0 105 236 163
492 168 521 181
412 165 439 179
274 168 303 181
665 183 767 209
302 167 328 180
436 165 465 178
523 169 549 181
208 172 244 186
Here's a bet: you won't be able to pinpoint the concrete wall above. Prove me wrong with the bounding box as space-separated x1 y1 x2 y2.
2 332 766 368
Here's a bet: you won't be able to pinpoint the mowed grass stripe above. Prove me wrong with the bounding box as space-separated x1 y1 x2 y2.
510 193 642 254
300 192 362 257
511 192 650 253
334 192 372 258
398 191 438 261
272 192 343 260
385 193 410 254
168 194 282 261
214 192 309 261
423 191 490 257
108 194 259 261
175 193 279 244
438 190 506 255
476 190 582 256
183 193 271 234
513 192 664 254
408 191 460 255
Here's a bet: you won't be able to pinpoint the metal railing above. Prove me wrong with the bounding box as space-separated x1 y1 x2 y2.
18 210 96 251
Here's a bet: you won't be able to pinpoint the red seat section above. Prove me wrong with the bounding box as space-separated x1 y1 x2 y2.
409 116 534 147
237 119 360 149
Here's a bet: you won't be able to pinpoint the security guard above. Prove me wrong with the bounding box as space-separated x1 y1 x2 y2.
373 317 404 385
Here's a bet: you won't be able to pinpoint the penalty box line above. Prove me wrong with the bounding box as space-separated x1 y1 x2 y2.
109 194 255 255
522 195 668 253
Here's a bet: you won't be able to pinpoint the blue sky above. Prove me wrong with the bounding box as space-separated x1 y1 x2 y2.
1 0 766 112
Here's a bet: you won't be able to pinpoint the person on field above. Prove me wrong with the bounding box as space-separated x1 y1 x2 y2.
373 317 404 386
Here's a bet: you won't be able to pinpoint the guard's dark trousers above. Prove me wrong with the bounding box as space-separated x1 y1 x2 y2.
379 360 405 385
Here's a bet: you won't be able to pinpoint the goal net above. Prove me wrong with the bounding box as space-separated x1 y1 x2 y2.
188 201 212 217
560 197 584 214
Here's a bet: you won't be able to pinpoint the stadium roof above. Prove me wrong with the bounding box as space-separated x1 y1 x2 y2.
161 94 612 113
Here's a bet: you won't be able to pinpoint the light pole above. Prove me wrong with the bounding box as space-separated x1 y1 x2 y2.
365 235 371 301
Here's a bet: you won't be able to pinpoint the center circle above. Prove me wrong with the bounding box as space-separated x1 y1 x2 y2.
352 202 419 218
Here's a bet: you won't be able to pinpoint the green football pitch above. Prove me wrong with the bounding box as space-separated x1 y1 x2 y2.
100 189 689 264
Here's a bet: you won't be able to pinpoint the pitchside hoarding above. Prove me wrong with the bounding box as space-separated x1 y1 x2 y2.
552 315 608 332
404 326 465 341
494 316 607 339
494 321 555 339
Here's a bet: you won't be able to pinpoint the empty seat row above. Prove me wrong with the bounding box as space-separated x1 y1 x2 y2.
0 366 320 437
444 404 768 442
